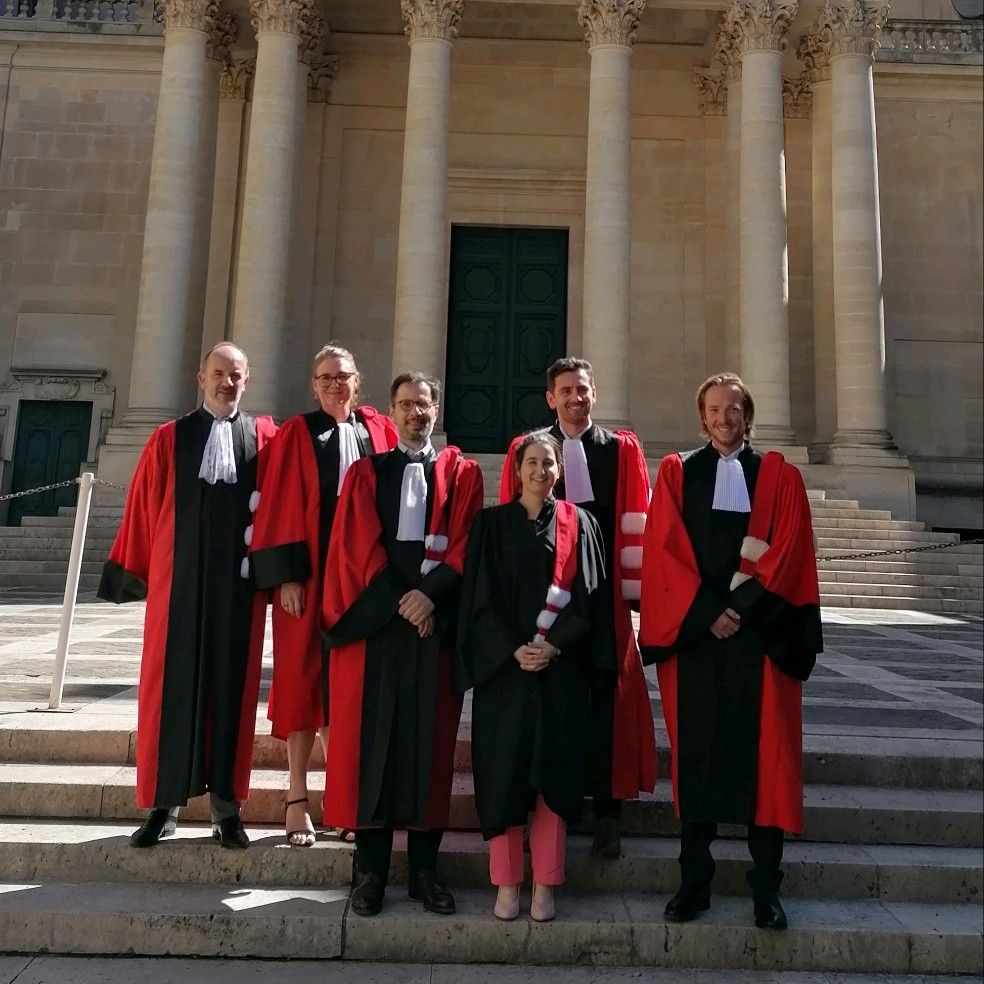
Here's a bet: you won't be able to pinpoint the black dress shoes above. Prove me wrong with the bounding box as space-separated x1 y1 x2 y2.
590 816 622 860
350 871 386 917
212 814 249 849
408 869 456 915
130 808 177 848
664 885 711 923
754 894 788 930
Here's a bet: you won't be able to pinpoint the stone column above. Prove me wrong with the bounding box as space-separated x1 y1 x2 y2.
822 0 897 457
727 0 798 444
798 30 837 450
98 0 219 481
577 0 646 429
390 0 464 381
230 0 312 417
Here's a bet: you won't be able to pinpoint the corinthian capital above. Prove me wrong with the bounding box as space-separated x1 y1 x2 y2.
249 0 311 37
577 0 646 48
782 76 813 117
400 0 464 42
796 29 831 83
817 0 891 58
694 70 727 116
724 0 798 53
298 6 325 64
207 9 238 61
308 52 339 102
220 56 255 99
159 0 214 33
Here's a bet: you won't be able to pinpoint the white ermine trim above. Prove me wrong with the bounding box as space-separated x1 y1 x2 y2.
740 536 769 563
533 632 546 645
620 545 643 571
537 609 558 632
249 491 260 513
240 557 250 580
546 584 571 608
620 511 647 536
243 524 253 547
420 558 440 576
730 570 753 591
621 578 641 602
424 533 449 551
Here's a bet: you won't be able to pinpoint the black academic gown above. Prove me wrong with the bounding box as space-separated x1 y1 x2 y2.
456 500 615 838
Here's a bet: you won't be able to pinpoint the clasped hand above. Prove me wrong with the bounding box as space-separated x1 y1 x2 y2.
710 607 741 639
399 589 436 639
514 639 559 673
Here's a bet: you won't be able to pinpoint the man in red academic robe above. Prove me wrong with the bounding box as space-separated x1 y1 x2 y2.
323 372 484 917
98 342 277 850
499 357 657 860
639 372 822 930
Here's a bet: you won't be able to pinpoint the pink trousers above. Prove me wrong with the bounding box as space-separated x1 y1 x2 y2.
488 795 566 887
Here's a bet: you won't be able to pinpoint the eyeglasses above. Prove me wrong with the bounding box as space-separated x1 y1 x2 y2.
313 372 356 387
393 399 437 414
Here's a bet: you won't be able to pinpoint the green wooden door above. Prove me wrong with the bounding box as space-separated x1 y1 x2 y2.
445 226 568 452
8 401 92 526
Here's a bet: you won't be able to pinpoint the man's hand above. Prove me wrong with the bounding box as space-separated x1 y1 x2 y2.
280 581 305 618
710 608 741 639
399 589 435 627
417 615 436 639
513 642 553 673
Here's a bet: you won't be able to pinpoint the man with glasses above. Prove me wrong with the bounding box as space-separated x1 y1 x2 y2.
321 372 484 917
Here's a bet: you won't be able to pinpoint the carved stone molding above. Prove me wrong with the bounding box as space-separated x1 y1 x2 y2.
713 20 743 78
816 0 891 58
220 56 255 99
207 9 238 61
249 0 311 37
577 0 647 48
782 76 813 117
724 0 798 53
796 29 832 84
298 6 324 64
694 70 727 115
308 52 339 102
400 0 464 42
158 0 213 33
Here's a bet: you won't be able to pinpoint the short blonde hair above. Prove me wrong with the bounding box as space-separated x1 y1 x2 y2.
312 342 361 405
696 372 755 439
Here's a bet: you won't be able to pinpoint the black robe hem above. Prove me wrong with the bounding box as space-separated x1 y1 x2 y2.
251 540 311 590
323 566 405 649
97 560 147 604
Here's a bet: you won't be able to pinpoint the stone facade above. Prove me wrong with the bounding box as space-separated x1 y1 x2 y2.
0 1 981 528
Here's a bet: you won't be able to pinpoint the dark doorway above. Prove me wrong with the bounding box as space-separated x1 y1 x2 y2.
444 226 568 452
8 400 91 526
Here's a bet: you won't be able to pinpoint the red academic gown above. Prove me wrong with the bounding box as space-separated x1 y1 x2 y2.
500 427 657 799
250 406 398 738
322 446 484 830
639 445 822 834
98 409 277 809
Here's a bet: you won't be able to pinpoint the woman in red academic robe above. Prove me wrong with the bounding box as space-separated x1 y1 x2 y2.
457 433 615 922
251 343 397 846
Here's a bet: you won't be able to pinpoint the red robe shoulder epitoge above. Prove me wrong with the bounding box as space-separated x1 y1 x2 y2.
98 410 277 809
500 429 657 799
322 447 484 830
250 406 397 738
639 448 821 834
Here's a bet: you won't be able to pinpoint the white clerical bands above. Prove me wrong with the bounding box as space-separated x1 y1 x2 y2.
533 583 572 645
561 438 594 503
199 416 237 485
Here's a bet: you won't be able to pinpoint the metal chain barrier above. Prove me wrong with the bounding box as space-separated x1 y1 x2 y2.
821 537 984 563
0 476 129 504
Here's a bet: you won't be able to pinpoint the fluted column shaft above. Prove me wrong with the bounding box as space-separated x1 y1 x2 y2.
391 0 463 381
231 0 310 416
578 0 644 428
722 59 742 370
123 1 216 426
827 0 893 448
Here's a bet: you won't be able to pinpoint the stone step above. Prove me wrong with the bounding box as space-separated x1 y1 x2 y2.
0 526 118 540
818 570 984 588
819 594 984 614
818 557 983 575
0 560 106 575
809 508 895 521
59 506 124 519
2 724 980 791
1 822 979 904
0 878 977 972
816 531 957 547
0 573 103 590
1 766 979 847
818 581 983 602
811 519 929 532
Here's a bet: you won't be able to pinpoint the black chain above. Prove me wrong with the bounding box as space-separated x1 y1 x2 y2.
0 478 79 503
821 537 984 562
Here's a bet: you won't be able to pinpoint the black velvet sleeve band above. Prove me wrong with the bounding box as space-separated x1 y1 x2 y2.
676 583 727 649
545 611 592 656
418 562 461 606
322 566 406 649
97 560 147 604
251 541 311 591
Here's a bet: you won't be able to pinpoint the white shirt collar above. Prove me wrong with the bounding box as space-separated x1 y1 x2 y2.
202 402 238 421
557 418 592 441
398 440 434 461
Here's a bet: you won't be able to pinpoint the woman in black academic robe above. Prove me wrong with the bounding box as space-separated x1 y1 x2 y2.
457 432 615 922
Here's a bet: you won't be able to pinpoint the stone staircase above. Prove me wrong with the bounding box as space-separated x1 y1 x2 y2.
0 459 980 614
0 716 980 971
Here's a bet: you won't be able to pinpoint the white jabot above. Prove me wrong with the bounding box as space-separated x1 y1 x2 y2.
396 459 428 542
712 444 751 513
562 438 595 504
336 421 360 493
199 413 237 485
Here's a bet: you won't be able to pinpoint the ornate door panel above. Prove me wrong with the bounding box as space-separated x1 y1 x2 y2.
8 400 92 526
445 227 568 452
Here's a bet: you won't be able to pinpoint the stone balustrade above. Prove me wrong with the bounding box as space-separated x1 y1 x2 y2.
0 0 159 29
877 17 983 63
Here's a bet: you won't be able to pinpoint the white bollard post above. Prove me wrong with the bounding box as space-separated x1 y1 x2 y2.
49 473 95 710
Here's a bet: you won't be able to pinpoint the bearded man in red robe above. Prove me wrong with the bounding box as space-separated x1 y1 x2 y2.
639 372 822 931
